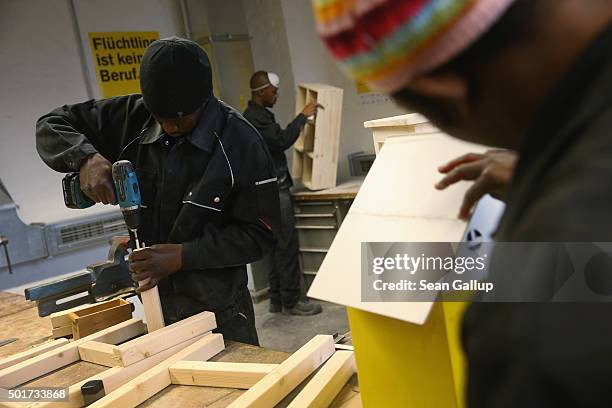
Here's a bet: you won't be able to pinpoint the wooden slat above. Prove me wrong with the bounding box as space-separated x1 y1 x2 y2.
311 85 342 190
88 333 224 408
0 339 69 371
113 311 216 367
27 334 208 408
227 335 335 408
0 318 145 389
169 361 277 388
130 247 165 333
140 286 165 332
287 351 356 408
78 341 120 368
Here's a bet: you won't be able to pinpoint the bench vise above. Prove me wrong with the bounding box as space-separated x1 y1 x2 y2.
24 237 136 317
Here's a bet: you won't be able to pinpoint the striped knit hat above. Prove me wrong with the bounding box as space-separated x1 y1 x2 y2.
313 0 516 93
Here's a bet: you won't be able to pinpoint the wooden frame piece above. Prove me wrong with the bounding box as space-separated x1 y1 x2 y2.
78 341 120 368
169 361 278 389
139 285 165 332
74 310 215 368
0 318 146 389
112 311 215 367
227 335 336 407
69 299 132 339
132 247 165 333
1 332 357 408
31 334 211 408
287 351 356 408
75 310 215 368
88 333 225 408
0 339 69 371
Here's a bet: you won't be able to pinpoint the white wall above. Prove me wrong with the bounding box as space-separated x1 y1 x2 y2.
0 0 183 225
280 0 405 182
0 0 184 283
0 0 92 224
73 0 184 100
243 0 296 133
0 0 402 225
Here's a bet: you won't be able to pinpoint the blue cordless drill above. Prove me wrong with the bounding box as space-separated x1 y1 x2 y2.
111 160 142 249
62 160 142 249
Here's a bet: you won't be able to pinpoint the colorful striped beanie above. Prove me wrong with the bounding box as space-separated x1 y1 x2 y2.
313 0 516 93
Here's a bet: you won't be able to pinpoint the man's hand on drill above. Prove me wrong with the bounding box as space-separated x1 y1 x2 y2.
129 244 183 292
79 153 117 204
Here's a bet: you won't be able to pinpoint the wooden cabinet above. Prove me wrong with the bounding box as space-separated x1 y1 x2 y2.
292 84 343 190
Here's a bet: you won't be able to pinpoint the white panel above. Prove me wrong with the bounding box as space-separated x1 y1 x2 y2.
308 134 490 324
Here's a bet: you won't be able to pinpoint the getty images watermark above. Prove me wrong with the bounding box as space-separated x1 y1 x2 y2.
362 242 612 302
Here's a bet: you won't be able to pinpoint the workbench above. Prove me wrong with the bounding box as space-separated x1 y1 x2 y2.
0 292 360 407
291 177 363 203
290 178 364 290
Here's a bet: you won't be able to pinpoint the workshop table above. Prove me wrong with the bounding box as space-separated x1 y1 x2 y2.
0 292 360 407
291 177 364 202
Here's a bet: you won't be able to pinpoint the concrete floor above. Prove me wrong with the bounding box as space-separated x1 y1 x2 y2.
254 299 350 353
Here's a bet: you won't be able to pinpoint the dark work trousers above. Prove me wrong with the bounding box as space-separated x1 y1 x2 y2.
268 188 302 309
213 287 259 346
163 287 259 346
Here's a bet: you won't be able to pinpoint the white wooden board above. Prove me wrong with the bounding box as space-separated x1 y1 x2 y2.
307 134 489 324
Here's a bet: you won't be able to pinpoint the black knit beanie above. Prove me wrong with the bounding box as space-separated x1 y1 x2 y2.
140 37 213 118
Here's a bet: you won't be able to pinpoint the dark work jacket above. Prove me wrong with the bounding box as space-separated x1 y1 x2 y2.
36 95 280 326
463 25 612 407
243 100 307 190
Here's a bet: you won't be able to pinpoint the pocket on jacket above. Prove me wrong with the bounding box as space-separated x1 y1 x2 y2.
182 185 230 213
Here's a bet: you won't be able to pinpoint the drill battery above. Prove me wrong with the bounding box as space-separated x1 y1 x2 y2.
62 172 95 209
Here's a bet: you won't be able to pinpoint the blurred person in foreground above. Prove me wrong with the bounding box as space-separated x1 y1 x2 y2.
314 0 612 406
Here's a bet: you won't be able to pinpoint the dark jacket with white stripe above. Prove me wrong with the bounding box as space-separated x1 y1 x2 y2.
36 95 280 330
243 100 307 190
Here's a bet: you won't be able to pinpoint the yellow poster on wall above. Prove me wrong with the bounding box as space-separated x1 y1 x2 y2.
89 31 160 98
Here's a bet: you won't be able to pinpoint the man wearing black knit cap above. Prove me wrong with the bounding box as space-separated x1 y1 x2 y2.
36 37 281 345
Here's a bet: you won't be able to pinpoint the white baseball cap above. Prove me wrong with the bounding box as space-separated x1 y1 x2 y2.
251 72 279 91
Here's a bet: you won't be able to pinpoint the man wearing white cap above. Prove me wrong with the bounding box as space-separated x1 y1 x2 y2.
244 71 322 316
